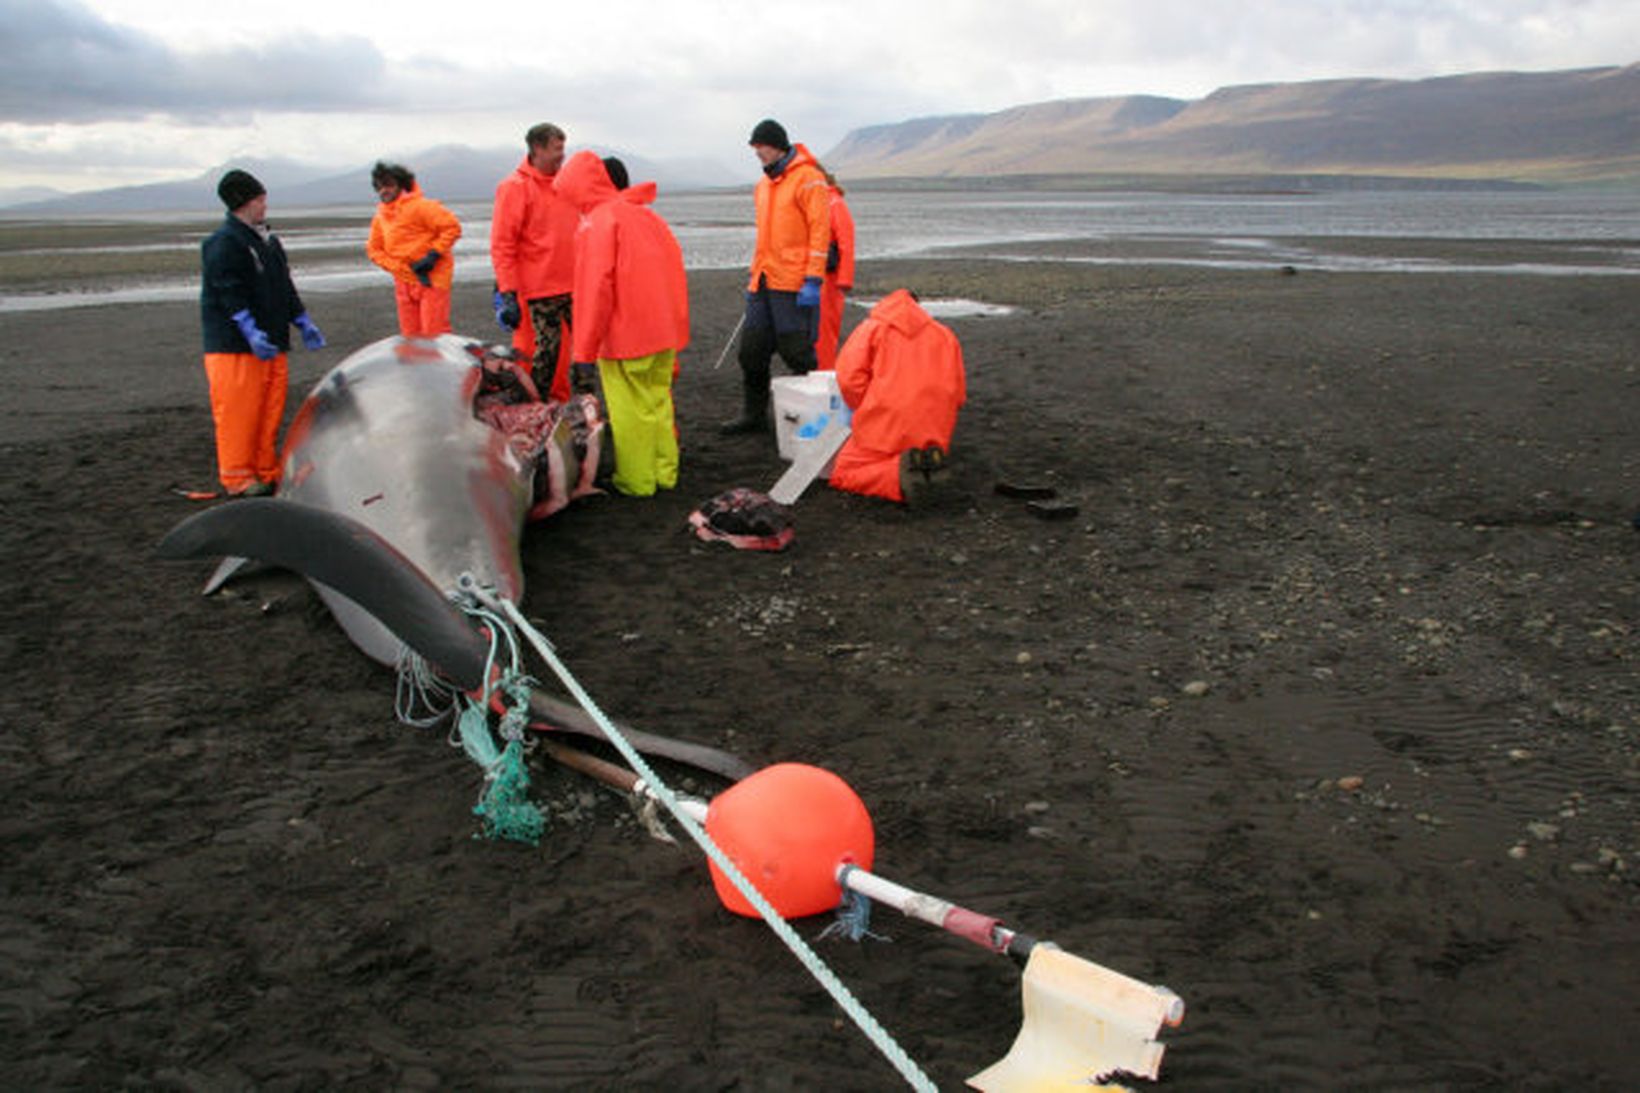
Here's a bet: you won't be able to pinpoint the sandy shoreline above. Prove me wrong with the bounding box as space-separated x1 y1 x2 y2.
2 253 1638 1087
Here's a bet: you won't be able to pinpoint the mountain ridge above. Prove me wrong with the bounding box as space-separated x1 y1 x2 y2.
8 63 1637 214
1 147 740 215
823 64 1640 185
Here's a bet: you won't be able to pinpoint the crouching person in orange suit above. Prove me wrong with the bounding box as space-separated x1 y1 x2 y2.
828 289 966 505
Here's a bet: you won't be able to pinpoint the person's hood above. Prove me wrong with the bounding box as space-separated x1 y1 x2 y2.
622 180 658 206
554 150 618 213
869 288 933 338
767 142 819 181
514 156 555 184
382 182 421 208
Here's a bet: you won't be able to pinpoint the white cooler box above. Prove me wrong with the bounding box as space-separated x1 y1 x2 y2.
772 372 853 477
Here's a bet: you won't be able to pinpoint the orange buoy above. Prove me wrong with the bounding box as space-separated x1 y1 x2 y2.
704 763 875 918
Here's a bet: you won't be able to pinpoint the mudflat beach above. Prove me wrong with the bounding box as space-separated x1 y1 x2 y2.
2 228 1637 1088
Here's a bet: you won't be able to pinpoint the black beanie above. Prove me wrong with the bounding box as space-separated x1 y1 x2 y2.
748 119 790 151
217 169 266 210
602 156 629 191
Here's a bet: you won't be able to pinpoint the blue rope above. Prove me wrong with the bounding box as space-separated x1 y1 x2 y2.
819 872 892 944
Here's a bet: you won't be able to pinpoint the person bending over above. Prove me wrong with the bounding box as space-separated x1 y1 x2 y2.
829 289 965 506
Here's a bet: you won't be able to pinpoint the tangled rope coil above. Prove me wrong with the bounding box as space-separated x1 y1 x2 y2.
392 596 546 845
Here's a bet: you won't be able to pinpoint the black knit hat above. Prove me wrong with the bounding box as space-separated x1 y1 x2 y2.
748 119 790 151
217 169 266 210
602 156 629 191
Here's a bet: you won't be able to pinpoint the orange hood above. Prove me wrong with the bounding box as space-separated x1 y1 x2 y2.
867 289 934 339
556 150 660 213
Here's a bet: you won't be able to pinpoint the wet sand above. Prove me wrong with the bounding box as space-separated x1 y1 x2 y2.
2 243 1638 1088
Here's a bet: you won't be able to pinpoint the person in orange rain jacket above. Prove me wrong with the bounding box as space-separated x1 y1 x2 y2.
814 171 855 371
366 162 462 337
720 118 832 435
491 123 580 401
829 289 966 506
555 151 690 497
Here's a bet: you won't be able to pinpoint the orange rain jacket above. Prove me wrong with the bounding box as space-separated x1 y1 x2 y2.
366 184 462 289
835 289 966 454
747 143 831 292
815 187 856 369
826 188 856 292
554 150 690 363
491 157 579 299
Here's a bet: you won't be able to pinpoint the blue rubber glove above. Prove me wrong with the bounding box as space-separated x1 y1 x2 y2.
231 309 279 360
494 289 521 331
796 276 821 310
294 312 326 350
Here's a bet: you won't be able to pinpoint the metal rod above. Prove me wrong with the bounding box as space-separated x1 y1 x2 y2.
712 312 745 370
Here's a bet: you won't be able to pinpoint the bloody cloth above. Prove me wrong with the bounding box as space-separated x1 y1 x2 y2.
688 488 795 551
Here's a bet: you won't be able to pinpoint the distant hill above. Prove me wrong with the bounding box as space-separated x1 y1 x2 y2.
1 147 740 216
0 185 68 208
825 64 1640 186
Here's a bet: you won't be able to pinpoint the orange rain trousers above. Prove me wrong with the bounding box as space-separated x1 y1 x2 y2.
814 190 855 370
828 439 908 502
203 351 288 492
816 281 846 371
394 281 452 338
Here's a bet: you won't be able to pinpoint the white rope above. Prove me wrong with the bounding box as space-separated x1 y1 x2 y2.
393 646 460 727
462 577 936 1092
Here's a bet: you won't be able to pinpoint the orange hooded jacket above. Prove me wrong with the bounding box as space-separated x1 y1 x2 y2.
554 150 690 363
491 158 579 299
835 289 966 453
747 143 831 293
366 185 462 289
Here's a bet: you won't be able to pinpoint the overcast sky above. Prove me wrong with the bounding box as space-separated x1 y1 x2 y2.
2 0 1635 193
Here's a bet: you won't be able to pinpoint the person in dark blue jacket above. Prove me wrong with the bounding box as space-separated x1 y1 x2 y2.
199 169 326 496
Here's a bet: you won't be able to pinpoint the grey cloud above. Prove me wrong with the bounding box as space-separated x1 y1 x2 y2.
0 0 394 122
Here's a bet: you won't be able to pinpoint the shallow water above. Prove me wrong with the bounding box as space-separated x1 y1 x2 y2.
3 188 1637 312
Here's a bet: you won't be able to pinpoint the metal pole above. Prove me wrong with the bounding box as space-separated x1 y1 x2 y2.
712 312 745 370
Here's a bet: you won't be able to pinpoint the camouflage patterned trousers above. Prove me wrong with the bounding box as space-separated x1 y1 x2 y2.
526 293 573 397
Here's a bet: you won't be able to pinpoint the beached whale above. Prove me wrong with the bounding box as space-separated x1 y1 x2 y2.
159 334 751 779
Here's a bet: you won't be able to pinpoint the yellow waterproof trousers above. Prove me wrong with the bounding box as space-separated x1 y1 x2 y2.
599 350 679 497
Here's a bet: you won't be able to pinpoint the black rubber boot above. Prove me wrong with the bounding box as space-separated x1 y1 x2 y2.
720 333 773 435
717 388 770 435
